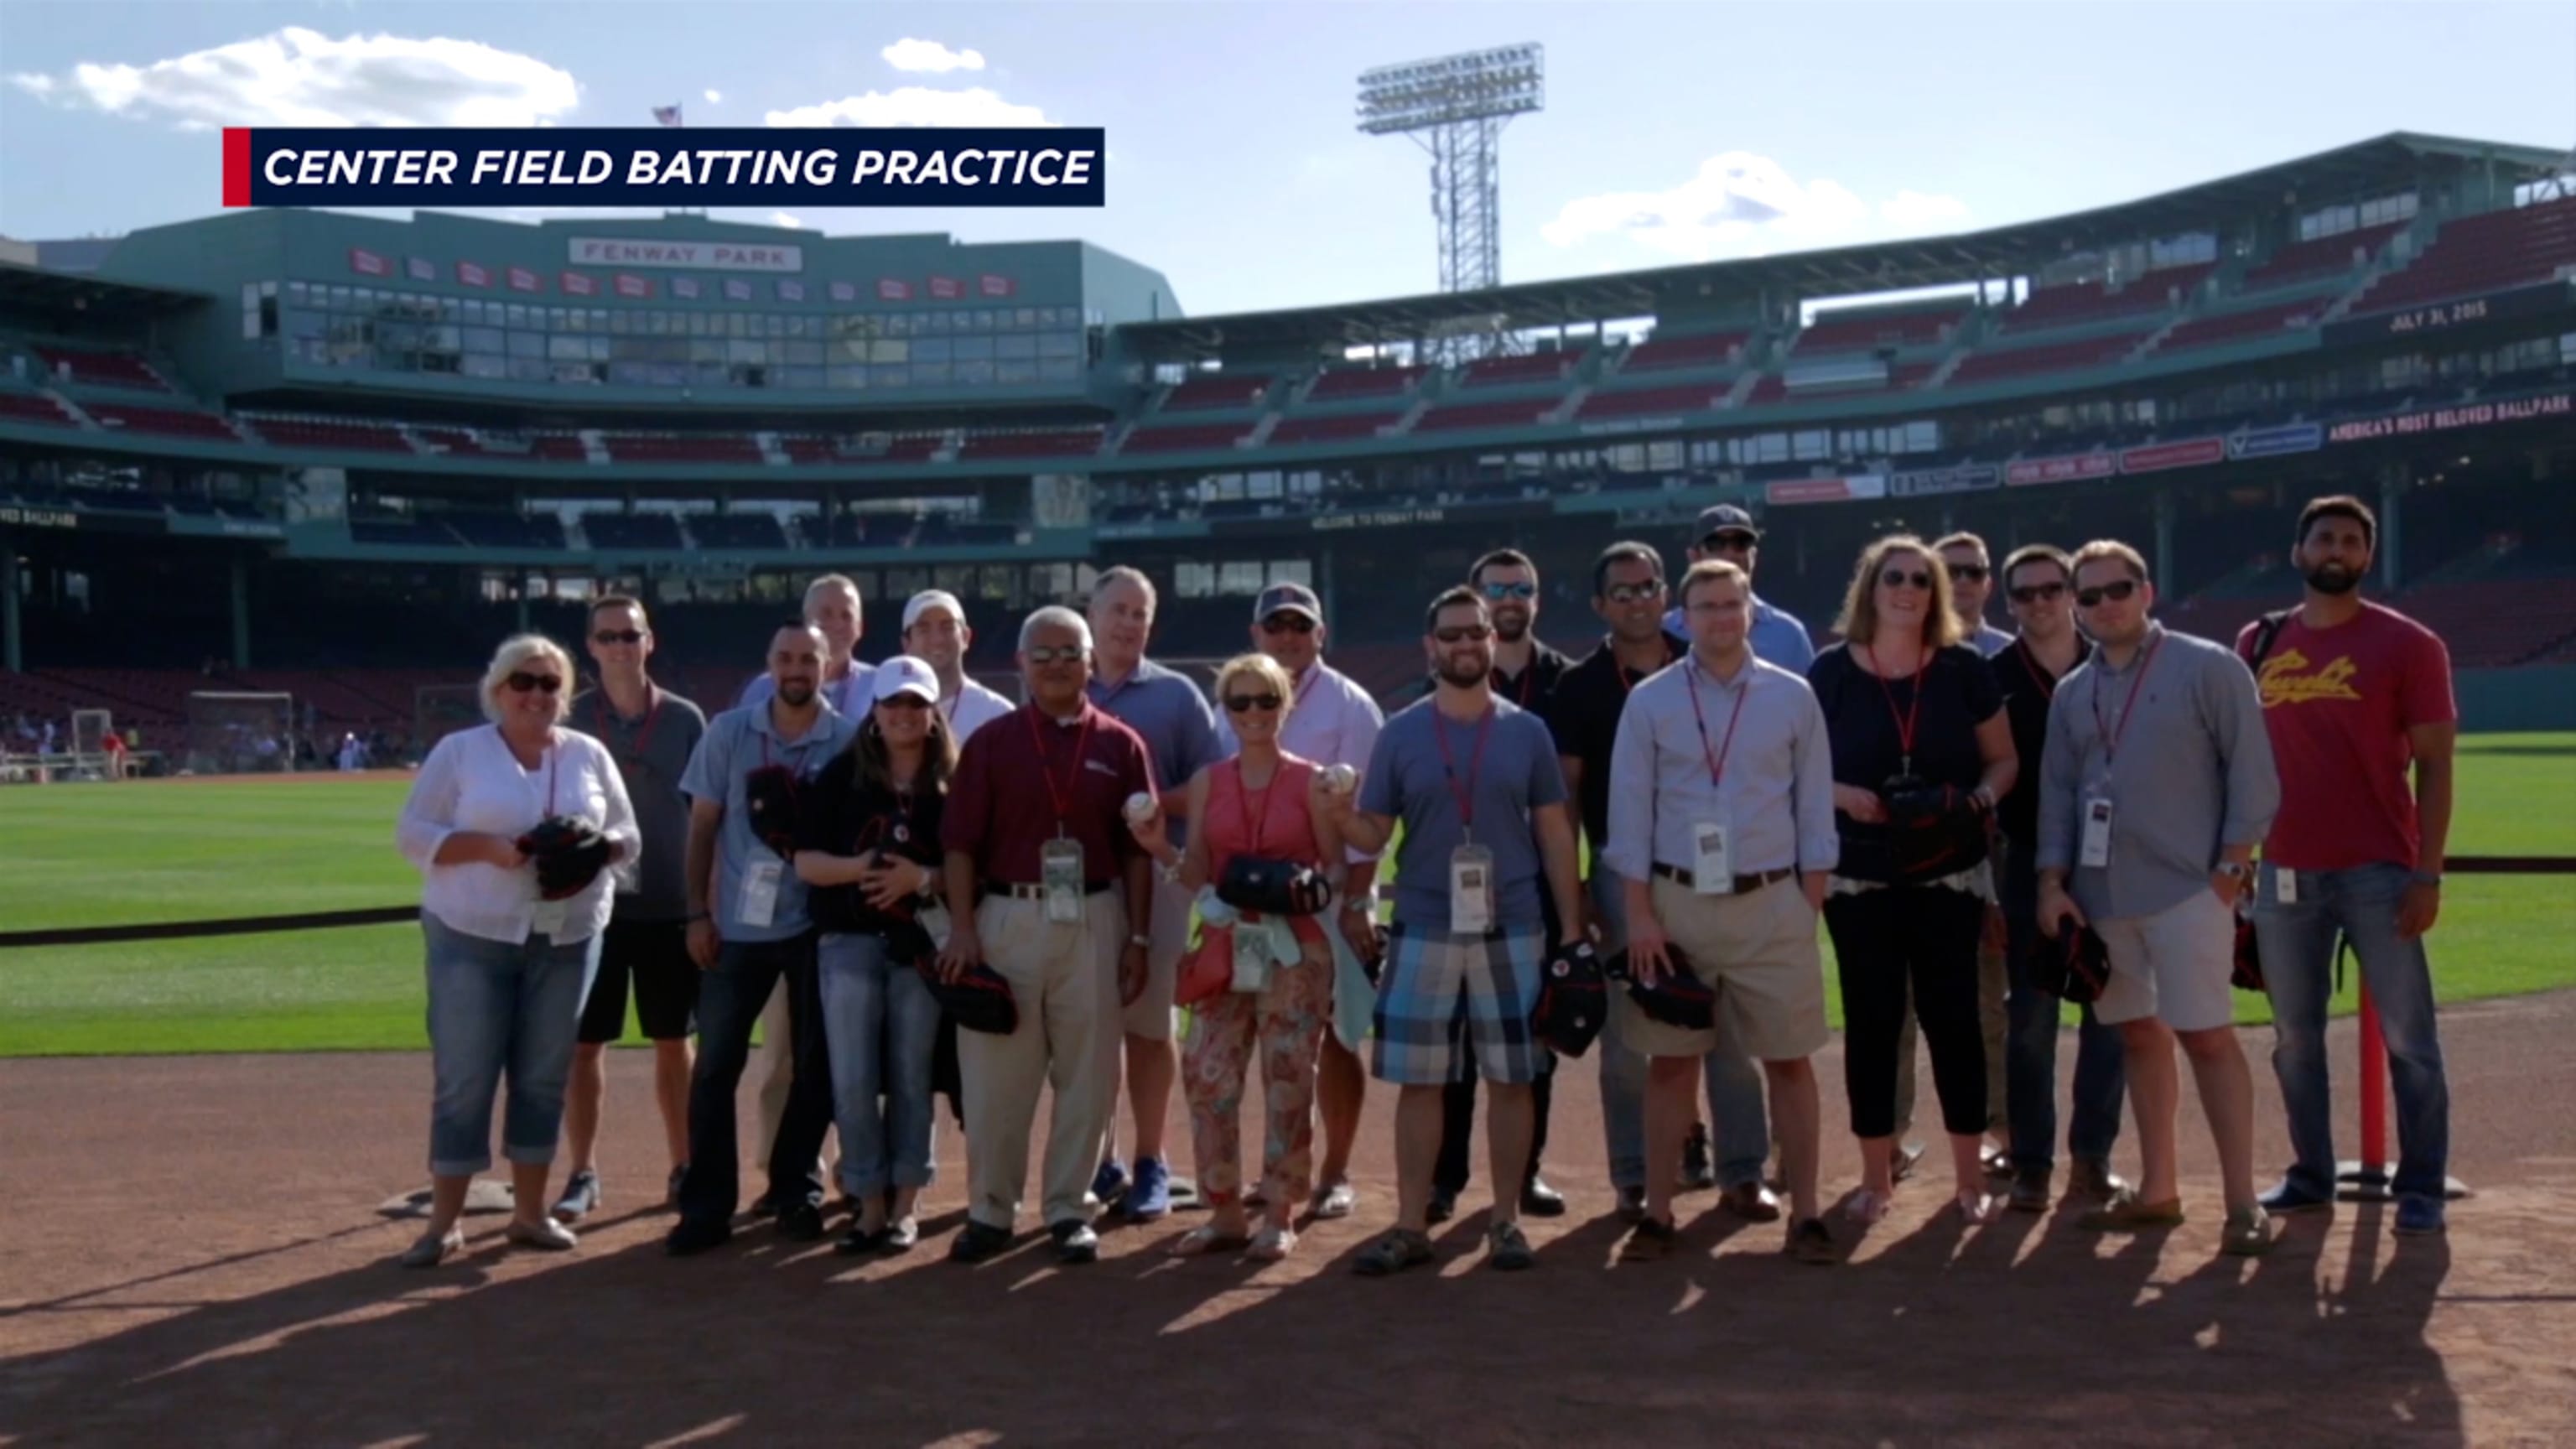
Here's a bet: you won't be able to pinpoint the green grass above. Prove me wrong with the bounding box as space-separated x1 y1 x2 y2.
2 736 2572 1057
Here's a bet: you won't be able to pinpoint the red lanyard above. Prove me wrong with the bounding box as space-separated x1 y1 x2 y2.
1860 643 1929 775
1614 636 1681 696
2013 639 2059 700
1023 706 1098 828
1684 660 1753 788
2092 633 2165 767
1430 704 1497 834
1494 660 1537 706
1231 758 1282 851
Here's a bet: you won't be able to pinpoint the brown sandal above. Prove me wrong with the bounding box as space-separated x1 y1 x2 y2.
2078 1187 2186 1232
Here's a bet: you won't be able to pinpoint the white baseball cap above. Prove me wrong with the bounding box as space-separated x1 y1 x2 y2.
902 589 966 632
870 655 940 705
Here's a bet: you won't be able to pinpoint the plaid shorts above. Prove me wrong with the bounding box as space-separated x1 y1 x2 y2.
1369 926 1546 1087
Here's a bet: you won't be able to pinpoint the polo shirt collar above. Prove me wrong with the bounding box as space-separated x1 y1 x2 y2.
2088 621 2168 674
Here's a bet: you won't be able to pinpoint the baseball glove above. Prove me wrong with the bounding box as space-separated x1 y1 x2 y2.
517 815 612 901
1530 938 1607 1058
917 958 1020 1036
2229 909 2265 994
2031 921 2112 1005
1606 945 1716 1032
743 764 801 860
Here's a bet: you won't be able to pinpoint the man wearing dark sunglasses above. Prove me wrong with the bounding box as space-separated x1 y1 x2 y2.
1991 547 2127 1213
1935 532 2016 659
1929 532 2018 1182
668 621 861 1255
1426 549 1577 1223
557 595 709 1224
1661 504 1815 675
1229 579 1384 1223
2038 541 2279 1259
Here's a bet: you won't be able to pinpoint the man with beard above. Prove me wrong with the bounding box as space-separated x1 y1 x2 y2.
1426 549 1575 1223
900 589 1015 741
1223 580 1384 1222
1083 565 1223 1223
2241 496 2457 1236
2040 542 2279 1258
1992 546 2127 1213
1321 587 1587 1276
667 622 861 1254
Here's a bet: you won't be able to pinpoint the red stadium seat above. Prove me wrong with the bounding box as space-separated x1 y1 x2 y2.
2346 197 2576 314
2004 264 2214 333
2241 222 2409 290
1161 374 1271 412
1946 330 2153 386
1306 366 1426 401
34 347 170 392
1620 331 1749 373
1120 420 1254 454
1268 412 1402 446
2156 299 2327 353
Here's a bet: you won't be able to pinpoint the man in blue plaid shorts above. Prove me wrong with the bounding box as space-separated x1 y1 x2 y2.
1321 584 1589 1276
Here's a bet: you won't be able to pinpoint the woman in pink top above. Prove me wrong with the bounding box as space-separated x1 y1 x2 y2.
1131 652 1348 1261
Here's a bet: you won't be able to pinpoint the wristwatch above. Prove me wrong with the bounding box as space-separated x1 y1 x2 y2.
2217 861 2251 881
2411 870 2443 887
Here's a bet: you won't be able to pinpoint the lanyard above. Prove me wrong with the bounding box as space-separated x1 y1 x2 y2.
1493 657 1540 706
1023 706 1098 830
1613 636 1681 696
1860 643 1930 775
1430 704 1497 835
2012 638 2060 701
598 687 662 771
1684 660 1753 789
2092 633 2165 767
1232 757 1283 852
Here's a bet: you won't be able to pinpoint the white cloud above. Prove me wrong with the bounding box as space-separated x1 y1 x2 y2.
880 39 986 74
1542 152 1966 262
766 86 1050 128
8 27 579 130
703 88 723 105
771 211 805 230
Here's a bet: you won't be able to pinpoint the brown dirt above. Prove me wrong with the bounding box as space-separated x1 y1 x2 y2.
3 995 2572 1446
135 768 417 787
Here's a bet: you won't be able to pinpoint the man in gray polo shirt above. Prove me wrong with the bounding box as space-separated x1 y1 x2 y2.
1083 564 1223 1221
2039 540 2280 1258
554 595 708 1223
667 621 861 1256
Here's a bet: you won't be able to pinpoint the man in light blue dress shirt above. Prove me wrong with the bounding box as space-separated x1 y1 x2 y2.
1662 504 1816 674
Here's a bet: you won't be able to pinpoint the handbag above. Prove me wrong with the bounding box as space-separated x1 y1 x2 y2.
1216 854 1333 917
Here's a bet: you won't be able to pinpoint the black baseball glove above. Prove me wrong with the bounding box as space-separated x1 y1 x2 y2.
517 815 613 901
1606 944 1717 1032
1883 782 1975 830
1530 938 1607 1058
743 764 800 860
2032 922 2111 1005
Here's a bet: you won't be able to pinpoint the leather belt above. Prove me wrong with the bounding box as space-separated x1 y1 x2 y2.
1651 863 1797 895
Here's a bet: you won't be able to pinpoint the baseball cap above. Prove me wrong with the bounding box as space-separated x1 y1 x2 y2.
901 589 966 632
871 654 940 705
1253 582 1322 626
1694 503 1763 543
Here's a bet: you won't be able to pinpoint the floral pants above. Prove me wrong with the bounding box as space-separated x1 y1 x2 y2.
1183 940 1332 1210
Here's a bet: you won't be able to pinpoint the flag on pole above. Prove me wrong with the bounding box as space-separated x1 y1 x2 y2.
652 104 683 127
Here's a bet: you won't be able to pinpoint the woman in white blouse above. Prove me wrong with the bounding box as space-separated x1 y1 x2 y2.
394 635 639 1268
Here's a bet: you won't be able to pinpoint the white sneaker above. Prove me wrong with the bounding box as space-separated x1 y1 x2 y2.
506 1218 578 1252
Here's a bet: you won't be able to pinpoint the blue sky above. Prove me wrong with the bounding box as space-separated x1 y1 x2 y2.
3 1 2570 318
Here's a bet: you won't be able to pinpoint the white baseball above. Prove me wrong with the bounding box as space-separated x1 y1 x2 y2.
1324 764 1358 795
1124 792 1156 823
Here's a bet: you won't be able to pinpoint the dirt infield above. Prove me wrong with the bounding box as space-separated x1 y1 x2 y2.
3 996 2573 1447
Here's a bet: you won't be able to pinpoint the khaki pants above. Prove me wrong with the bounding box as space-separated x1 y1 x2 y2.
1893 901 2011 1139
961 893 1127 1231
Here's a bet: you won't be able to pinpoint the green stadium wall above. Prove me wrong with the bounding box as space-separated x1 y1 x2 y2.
2457 666 2576 732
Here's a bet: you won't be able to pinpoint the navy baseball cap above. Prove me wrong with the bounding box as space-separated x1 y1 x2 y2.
1695 504 1763 544
1254 582 1323 625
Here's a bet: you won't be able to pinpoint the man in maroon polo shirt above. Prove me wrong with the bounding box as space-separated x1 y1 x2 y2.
938 605 1159 1265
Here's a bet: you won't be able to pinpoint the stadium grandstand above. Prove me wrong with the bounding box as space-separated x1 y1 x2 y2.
2 131 2573 775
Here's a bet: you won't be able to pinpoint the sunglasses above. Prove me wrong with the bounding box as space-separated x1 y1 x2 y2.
1878 568 1935 591
1223 693 1284 714
2075 579 2140 609
2008 581 2068 604
1024 645 1089 665
1701 532 1758 553
1261 615 1317 635
1434 625 1493 644
1945 563 1990 583
505 672 562 694
1602 580 1666 605
591 628 645 645
1479 581 1537 601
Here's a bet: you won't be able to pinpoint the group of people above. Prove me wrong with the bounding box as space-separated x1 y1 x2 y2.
392 489 2459 1274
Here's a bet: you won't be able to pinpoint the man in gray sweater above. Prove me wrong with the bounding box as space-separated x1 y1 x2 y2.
2038 540 2280 1258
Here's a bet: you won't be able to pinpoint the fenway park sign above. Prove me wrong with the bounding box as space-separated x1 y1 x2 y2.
567 237 803 273
2328 391 2572 444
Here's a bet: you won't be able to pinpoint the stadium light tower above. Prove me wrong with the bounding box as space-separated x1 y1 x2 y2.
1358 44 1545 362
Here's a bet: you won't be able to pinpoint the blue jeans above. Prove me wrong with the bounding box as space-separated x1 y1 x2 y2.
2000 854 2125 1171
818 932 943 1198
2253 860 2451 1201
1591 870 1771 1191
678 933 836 1226
423 912 600 1177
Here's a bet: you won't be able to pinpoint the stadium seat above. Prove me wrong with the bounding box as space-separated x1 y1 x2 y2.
581 513 687 550
1459 349 1582 388
1306 365 1426 402
1947 330 2153 386
1267 412 1403 446
34 347 170 392
410 425 501 457
1574 382 1728 421
1160 374 1272 412
525 434 589 462
687 513 789 549
0 392 77 427
2240 221 2409 290
1411 397 1555 433
1119 420 1254 454
2004 264 2215 333
2346 197 2576 314
86 404 241 443
1618 331 1750 374
601 434 765 465
955 428 1105 461
246 417 413 452
1794 304 1967 356
2156 299 2328 353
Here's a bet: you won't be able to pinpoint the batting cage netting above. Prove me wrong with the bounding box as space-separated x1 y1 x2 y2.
184 692 294 776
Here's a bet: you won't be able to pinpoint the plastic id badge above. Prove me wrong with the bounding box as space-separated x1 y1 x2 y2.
2080 796 2115 870
532 899 569 938
1450 843 1495 936
1232 927 1273 994
1040 837 1086 924
1691 819 1735 896
2273 867 2298 906
739 858 783 929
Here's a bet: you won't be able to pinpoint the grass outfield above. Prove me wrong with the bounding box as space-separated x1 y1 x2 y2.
1 734 2569 1057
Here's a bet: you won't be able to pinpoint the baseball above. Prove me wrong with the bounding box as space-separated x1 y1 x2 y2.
1123 792 1156 823
1324 764 1358 795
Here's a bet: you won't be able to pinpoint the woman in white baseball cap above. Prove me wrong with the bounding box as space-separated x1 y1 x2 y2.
792 655 959 1253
